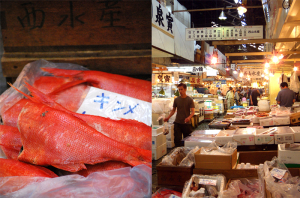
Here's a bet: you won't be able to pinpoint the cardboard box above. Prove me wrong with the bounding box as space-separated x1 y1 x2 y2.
184 136 213 148
167 141 175 148
233 128 255 145
152 125 164 135
290 127 300 142
259 117 273 127
273 116 290 126
215 130 235 146
152 132 166 148
156 162 194 186
290 112 300 124
278 144 300 164
194 148 238 169
255 129 275 145
274 127 294 144
152 143 167 160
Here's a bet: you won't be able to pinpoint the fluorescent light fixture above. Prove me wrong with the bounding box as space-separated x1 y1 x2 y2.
219 10 227 20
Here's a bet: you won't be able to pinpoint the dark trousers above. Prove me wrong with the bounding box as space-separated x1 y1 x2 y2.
174 123 192 147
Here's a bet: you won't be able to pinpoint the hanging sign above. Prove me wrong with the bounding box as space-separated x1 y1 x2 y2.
221 80 226 84
155 73 172 83
192 66 204 73
174 72 179 81
189 77 202 84
243 69 263 79
186 26 263 41
152 0 174 37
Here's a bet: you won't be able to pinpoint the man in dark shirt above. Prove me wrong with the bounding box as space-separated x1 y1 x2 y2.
276 82 296 107
250 89 261 106
164 83 195 147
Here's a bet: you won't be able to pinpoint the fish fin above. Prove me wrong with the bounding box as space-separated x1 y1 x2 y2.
0 145 20 160
52 163 87 172
48 80 87 96
125 148 151 167
7 83 39 103
41 68 84 78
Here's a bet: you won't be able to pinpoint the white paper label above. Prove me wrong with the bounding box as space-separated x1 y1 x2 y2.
199 179 217 186
76 87 151 126
270 168 287 179
174 72 179 81
169 195 180 198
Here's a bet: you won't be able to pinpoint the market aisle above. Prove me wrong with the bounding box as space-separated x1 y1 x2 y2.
152 119 222 193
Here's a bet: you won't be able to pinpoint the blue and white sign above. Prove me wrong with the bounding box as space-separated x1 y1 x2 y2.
77 87 151 126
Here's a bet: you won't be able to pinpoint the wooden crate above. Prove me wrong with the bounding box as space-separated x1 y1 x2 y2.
157 162 194 186
290 112 300 124
0 1 151 78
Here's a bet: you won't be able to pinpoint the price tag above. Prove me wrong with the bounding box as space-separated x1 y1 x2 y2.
270 168 287 179
199 179 217 186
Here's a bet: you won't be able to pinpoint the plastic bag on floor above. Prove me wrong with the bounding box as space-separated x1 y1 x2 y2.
0 165 151 198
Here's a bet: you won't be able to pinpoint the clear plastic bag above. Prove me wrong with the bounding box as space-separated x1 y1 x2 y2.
200 141 237 155
290 71 300 93
161 147 197 167
152 187 182 198
262 157 300 197
182 174 226 198
0 59 88 117
0 164 151 198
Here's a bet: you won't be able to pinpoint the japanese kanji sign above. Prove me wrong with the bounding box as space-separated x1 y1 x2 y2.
189 77 202 84
77 87 151 126
154 73 172 83
242 69 263 78
152 0 174 36
186 26 263 41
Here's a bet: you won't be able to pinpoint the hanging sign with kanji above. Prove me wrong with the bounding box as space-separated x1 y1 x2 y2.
243 69 263 78
155 73 172 83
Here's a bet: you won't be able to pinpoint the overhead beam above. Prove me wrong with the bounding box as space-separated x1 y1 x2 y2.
212 38 300 46
226 50 300 57
173 6 262 13
232 59 300 63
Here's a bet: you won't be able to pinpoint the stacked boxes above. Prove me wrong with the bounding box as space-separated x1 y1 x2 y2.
166 124 175 148
152 125 167 160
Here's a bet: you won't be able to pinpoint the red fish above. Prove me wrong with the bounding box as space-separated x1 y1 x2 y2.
0 125 22 160
11 82 151 150
2 99 29 127
0 158 57 178
42 68 152 102
76 161 130 177
17 102 151 172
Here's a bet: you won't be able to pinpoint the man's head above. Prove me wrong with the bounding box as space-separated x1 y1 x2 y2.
177 83 187 96
280 82 288 89
218 88 220 90
229 87 233 91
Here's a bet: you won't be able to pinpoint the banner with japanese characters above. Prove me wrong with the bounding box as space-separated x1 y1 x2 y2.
152 0 174 36
189 76 202 84
242 69 263 78
154 73 172 84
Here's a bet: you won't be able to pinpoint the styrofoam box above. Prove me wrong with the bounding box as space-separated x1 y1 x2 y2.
233 128 255 146
166 124 174 141
259 117 273 127
152 125 164 135
152 143 167 160
273 116 290 126
274 127 294 144
255 129 275 145
252 116 260 124
184 136 213 148
152 132 166 148
215 130 235 146
167 141 175 148
290 127 300 142
278 144 300 164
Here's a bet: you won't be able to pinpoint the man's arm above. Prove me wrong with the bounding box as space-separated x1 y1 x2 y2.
164 107 176 122
185 108 195 123
258 90 262 99
250 94 253 105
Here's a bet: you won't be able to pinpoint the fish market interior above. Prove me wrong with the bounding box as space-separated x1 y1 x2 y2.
152 0 300 197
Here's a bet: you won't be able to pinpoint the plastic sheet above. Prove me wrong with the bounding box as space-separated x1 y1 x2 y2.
200 141 237 155
261 156 300 197
290 72 300 93
161 147 198 167
222 178 264 198
182 174 226 198
0 165 151 198
0 60 88 118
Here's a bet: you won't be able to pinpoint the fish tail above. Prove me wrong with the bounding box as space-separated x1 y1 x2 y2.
48 80 87 95
41 68 84 78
